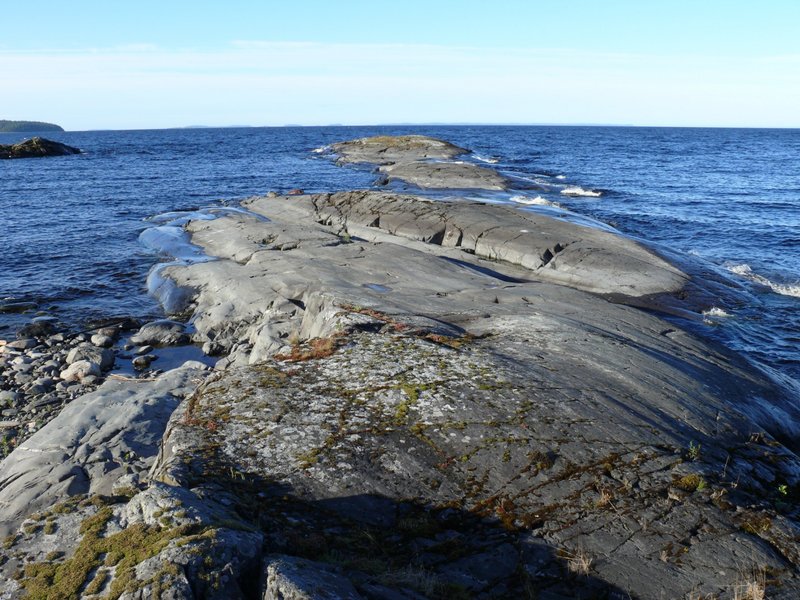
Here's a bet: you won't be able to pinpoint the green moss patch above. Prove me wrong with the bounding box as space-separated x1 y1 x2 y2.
21 504 205 600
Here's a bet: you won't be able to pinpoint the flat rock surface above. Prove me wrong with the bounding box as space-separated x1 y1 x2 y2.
329 135 469 165
148 190 800 597
0 363 208 538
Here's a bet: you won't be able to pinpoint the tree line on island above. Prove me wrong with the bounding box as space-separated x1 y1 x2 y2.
0 120 64 133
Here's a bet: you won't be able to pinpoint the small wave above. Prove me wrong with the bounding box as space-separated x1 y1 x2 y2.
311 146 329 154
473 154 500 164
702 307 732 318
555 175 566 180
510 195 560 207
727 263 800 298
560 186 602 198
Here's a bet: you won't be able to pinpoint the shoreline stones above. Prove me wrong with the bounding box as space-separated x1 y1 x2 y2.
0 319 174 459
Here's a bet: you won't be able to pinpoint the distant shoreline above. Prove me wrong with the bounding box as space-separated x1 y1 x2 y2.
0 120 64 133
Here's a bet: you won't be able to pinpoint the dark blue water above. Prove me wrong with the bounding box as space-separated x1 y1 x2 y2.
1 126 799 389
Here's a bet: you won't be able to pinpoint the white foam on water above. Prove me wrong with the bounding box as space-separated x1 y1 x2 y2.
473 154 500 164
555 175 567 180
311 146 328 154
702 307 732 318
510 194 560 207
727 263 800 298
560 186 602 198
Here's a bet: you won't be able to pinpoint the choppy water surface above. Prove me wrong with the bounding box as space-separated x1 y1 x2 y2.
1 125 798 387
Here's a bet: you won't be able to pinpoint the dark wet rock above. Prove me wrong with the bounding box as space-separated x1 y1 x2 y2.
17 318 58 338
130 319 190 347
0 136 81 159
0 301 38 313
132 355 155 370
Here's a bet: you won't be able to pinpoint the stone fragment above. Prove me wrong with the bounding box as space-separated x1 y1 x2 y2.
59 359 101 383
66 343 115 370
6 338 37 351
90 333 114 348
263 555 363 600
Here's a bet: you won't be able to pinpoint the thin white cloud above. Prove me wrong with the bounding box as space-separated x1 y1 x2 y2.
1 41 798 129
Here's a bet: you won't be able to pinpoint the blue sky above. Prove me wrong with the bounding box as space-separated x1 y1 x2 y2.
2 1 799 129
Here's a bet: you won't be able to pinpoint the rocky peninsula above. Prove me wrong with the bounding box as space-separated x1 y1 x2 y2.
1 136 798 599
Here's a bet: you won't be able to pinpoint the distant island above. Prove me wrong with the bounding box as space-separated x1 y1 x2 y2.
0 120 64 133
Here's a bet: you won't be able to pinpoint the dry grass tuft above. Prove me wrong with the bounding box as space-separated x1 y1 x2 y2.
595 486 613 508
733 568 766 600
563 547 593 576
274 335 343 362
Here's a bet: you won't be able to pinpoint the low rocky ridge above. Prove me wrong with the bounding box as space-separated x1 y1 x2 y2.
1 137 799 599
0 137 81 159
328 135 512 191
329 136 469 166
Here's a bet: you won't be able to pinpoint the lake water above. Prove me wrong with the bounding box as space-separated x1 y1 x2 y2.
1 125 798 393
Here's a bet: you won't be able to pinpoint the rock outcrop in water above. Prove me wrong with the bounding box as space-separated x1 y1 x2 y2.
0 137 81 159
1 136 799 599
329 135 512 190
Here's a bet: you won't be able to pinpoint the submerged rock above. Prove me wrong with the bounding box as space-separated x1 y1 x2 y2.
130 319 190 347
0 137 81 159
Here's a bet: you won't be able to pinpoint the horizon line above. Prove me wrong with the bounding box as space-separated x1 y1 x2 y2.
50 122 800 133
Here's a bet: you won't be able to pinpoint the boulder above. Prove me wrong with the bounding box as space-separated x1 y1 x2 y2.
59 359 101 383
90 333 114 348
130 320 189 347
0 137 81 159
263 556 363 600
66 343 115 370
